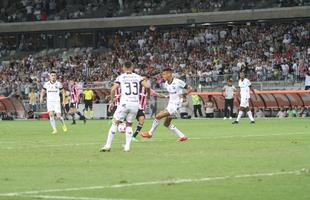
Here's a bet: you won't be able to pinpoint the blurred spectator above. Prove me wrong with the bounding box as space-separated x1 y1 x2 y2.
28 88 38 111
287 106 297 117
297 106 308 117
305 67 310 90
191 93 203 118
222 79 236 119
205 95 215 118
277 107 287 118
179 96 191 119
255 108 265 118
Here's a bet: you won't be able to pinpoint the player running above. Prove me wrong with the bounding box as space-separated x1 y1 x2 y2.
69 79 86 124
232 71 256 124
132 75 168 141
40 71 67 134
100 61 150 152
141 68 192 141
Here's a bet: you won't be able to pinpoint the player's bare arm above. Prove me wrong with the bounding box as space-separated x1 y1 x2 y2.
108 83 120 112
40 89 45 104
61 88 66 106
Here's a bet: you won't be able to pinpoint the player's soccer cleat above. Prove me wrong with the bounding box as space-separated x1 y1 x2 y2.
132 137 140 142
51 129 57 134
62 125 68 132
229 117 232 120
72 121 76 125
140 131 152 138
100 146 111 152
250 121 255 124
223 117 227 120
232 121 239 124
123 145 130 152
177 136 188 142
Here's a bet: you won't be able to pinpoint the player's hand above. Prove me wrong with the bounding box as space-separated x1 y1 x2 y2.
40 98 43 104
108 103 114 113
62 102 65 107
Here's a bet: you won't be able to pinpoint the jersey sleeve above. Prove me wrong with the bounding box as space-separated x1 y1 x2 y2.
58 82 63 90
115 75 121 85
178 79 187 89
43 82 47 90
247 79 251 87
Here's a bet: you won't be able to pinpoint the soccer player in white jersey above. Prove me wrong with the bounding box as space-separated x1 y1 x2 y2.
40 71 67 134
100 61 150 152
232 71 256 124
141 68 192 141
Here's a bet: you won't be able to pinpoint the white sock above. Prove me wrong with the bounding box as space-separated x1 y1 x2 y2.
168 124 185 138
247 111 254 121
236 111 243 122
125 126 133 149
49 116 56 130
105 123 117 148
59 117 65 126
149 119 160 135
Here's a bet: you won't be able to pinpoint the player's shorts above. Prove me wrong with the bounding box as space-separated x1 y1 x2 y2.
136 109 145 121
165 102 181 115
64 103 70 113
47 101 61 113
113 103 139 123
70 102 79 109
240 97 250 108
84 100 93 110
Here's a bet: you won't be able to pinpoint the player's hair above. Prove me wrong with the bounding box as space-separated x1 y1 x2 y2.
124 61 132 68
162 68 172 72
50 70 57 74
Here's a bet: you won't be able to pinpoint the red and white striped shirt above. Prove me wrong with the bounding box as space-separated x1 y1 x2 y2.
70 84 80 103
114 87 121 106
139 86 149 110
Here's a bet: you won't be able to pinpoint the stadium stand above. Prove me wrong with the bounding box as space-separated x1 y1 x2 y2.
0 1 310 118
1 0 310 23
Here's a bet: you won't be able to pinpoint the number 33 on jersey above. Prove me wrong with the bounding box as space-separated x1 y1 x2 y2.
115 73 143 106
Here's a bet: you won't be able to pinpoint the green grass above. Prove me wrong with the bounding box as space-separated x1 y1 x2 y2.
0 118 310 200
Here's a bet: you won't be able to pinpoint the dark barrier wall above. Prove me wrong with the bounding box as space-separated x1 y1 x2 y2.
0 96 26 118
193 91 310 109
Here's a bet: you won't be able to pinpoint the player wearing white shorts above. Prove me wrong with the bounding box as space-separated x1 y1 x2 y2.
40 71 67 134
232 71 256 124
100 61 150 152
141 68 192 142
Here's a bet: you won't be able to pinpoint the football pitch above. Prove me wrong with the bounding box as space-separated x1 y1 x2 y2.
0 118 309 200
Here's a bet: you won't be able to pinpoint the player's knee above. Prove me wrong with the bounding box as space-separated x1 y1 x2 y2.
164 121 170 127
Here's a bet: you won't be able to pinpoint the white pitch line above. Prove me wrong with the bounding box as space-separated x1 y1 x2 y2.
0 132 308 149
0 169 303 197
16 195 132 200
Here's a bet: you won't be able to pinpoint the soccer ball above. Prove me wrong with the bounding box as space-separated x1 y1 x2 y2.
118 123 126 133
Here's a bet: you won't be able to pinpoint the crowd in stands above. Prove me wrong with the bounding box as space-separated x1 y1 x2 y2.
1 0 309 23
1 21 310 103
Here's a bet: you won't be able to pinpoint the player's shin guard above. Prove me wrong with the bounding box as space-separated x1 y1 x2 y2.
49 116 56 130
71 113 75 123
85 110 89 119
90 111 93 119
105 122 117 148
59 117 65 126
168 124 185 138
236 111 243 122
133 123 143 138
247 111 254 121
125 126 133 150
149 119 160 135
